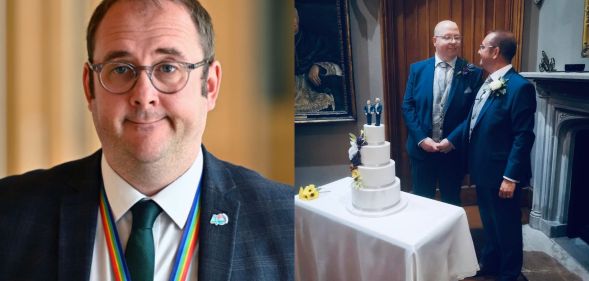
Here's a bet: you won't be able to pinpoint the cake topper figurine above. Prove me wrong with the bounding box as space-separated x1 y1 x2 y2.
373 98 383 126
364 99 374 125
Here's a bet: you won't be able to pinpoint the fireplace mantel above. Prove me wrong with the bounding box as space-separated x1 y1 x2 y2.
521 72 589 237
520 72 589 81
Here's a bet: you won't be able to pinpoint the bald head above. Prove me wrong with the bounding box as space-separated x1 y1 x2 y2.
432 20 461 61
433 20 458 36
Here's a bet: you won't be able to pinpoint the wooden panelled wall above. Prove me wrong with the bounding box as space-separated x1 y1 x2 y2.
380 0 524 190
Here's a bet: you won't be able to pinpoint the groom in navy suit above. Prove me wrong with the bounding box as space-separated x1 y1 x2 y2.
402 20 483 205
0 1 293 280
447 31 536 281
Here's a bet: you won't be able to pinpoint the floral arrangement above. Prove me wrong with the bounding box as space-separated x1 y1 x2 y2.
455 63 476 77
298 184 320 201
348 131 367 189
351 169 362 189
489 77 509 97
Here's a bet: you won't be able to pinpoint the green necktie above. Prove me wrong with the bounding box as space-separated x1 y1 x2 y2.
126 200 162 281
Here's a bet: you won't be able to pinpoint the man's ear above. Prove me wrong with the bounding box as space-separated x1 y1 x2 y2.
205 60 222 111
492 47 501 60
82 63 94 109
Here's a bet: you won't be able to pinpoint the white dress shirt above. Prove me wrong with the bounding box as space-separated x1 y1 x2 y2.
90 151 203 281
487 64 512 87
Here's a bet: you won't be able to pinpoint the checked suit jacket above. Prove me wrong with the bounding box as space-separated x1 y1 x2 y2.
0 146 294 281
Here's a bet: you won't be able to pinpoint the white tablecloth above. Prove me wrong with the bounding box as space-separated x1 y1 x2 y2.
295 177 479 281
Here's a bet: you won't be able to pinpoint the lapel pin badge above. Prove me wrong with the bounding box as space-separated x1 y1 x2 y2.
210 213 229 226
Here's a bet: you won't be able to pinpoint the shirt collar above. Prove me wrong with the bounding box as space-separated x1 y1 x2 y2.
101 150 203 229
434 54 457 69
489 64 512 82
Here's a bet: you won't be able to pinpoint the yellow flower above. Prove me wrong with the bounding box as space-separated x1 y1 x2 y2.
351 169 364 189
351 169 360 179
298 184 319 201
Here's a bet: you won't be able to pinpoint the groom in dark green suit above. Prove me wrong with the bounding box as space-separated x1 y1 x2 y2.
0 1 293 280
402 20 483 205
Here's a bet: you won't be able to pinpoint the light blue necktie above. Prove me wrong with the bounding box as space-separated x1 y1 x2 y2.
469 77 493 139
433 62 451 141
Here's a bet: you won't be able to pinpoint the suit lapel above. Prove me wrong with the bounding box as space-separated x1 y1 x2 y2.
424 58 436 124
473 91 495 129
198 147 239 281
57 151 101 281
443 58 464 116
473 69 516 130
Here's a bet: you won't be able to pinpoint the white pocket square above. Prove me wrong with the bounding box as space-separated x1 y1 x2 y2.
464 87 472 94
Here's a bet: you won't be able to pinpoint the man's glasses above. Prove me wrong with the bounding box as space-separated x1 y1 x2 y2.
88 59 210 94
435 35 462 42
479 45 496 50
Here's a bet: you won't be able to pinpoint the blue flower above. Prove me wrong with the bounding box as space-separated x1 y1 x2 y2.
455 63 476 77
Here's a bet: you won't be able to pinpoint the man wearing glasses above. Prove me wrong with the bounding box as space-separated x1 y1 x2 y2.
0 1 293 280
447 31 535 281
402 20 483 205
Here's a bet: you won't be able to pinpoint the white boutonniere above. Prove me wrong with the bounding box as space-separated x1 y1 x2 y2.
489 77 508 97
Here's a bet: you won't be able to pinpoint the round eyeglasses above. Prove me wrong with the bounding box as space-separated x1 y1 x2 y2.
435 35 462 42
479 44 496 50
88 59 209 94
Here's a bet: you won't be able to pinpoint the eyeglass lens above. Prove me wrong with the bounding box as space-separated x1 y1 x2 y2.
438 35 462 42
99 62 192 94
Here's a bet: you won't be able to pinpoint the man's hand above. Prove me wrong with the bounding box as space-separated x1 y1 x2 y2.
308 65 322 86
498 179 516 199
435 138 454 153
419 137 440 153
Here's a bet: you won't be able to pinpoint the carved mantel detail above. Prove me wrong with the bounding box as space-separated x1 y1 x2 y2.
521 72 589 237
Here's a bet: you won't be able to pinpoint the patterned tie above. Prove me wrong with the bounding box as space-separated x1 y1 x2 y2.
432 62 452 141
469 77 493 139
126 200 162 281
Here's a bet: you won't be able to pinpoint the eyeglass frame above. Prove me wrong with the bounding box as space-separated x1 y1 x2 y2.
434 35 462 42
479 44 497 50
88 59 210 94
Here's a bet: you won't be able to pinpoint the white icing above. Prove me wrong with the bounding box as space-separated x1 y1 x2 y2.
357 160 396 188
363 124 385 145
360 142 390 166
352 178 401 211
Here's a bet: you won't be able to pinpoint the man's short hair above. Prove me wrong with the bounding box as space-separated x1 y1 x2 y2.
87 0 215 63
490 30 516 62
86 0 214 97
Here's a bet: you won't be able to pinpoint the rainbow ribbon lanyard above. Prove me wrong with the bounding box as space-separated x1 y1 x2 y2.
99 182 202 281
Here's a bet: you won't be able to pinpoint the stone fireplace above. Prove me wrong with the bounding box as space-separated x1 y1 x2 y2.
521 72 589 239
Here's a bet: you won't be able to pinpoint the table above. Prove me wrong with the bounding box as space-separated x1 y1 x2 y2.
295 178 479 281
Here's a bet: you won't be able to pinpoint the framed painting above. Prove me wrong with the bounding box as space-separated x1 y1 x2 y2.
295 0 356 123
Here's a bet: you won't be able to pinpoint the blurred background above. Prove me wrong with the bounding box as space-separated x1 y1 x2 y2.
0 0 294 184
